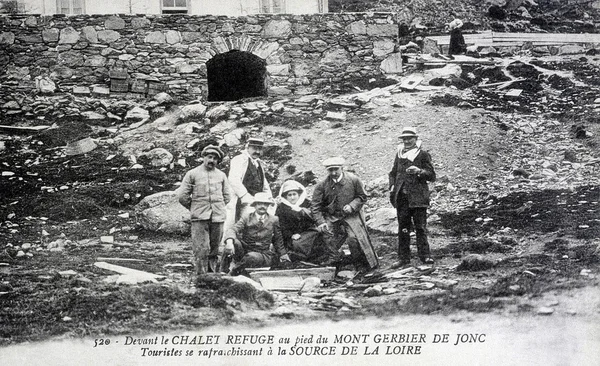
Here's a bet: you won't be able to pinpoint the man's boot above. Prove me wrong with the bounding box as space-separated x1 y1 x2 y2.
196 259 209 275
208 256 219 273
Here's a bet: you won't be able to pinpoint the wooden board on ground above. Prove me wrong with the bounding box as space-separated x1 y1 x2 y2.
0 125 50 133
248 267 336 291
94 261 165 284
399 74 424 90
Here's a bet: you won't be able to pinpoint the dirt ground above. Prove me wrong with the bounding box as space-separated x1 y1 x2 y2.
1 52 599 364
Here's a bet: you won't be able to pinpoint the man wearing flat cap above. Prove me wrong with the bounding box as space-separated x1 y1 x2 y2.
389 127 436 267
226 137 273 223
223 192 290 276
311 157 379 272
177 145 232 275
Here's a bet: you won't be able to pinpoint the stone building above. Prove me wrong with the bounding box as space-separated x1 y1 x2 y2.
11 0 328 16
0 13 402 109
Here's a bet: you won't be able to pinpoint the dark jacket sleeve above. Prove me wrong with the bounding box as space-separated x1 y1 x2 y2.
388 154 399 190
311 182 326 225
418 151 436 182
225 214 247 241
271 217 287 257
348 176 367 213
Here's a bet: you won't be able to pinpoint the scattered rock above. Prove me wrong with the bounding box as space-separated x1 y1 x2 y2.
456 254 495 271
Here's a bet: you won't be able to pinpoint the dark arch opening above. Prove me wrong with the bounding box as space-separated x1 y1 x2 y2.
206 50 268 101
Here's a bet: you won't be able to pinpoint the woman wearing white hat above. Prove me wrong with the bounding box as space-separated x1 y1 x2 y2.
448 19 467 56
275 180 322 262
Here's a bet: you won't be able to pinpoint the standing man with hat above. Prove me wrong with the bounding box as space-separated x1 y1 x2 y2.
177 145 232 275
388 127 436 267
223 192 290 276
226 137 272 222
311 157 379 273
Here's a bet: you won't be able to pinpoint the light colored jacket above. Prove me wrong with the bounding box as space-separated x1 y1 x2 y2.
177 164 232 222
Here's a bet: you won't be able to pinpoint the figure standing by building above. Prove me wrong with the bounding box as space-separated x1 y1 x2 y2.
177 145 232 275
448 19 467 56
388 127 436 267
223 192 290 276
311 157 379 272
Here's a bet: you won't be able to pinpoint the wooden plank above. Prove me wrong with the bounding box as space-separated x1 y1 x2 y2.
249 267 336 282
478 78 527 88
426 32 600 47
94 261 165 280
96 257 147 263
0 125 50 133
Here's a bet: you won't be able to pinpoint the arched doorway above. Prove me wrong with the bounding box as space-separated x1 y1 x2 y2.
206 50 268 101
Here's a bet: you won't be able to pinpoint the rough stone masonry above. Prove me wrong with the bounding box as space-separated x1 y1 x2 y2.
0 13 402 110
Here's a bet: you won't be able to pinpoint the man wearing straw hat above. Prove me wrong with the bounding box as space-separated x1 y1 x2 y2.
311 157 379 273
223 192 290 276
388 127 436 267
177 145 232 275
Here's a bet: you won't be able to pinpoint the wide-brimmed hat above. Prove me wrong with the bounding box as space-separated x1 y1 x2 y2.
449 19 463 30
247 137 265 147
251 192 275 206
399 127 418 139
280 180 304 196
201 145 224 159
322 156 345 169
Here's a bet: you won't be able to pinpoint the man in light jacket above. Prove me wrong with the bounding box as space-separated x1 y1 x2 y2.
388 127 436 267
177 145 232 275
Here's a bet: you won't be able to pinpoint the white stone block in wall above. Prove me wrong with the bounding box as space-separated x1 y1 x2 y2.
144 31 165 44
380 53 403 74
346 21 367 35
267 64 290 76
166 30 181 44
373 39 396 57
59 27 80 44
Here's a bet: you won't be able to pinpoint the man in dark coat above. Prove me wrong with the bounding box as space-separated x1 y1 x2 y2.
223 192 290 276
312 157 379 272
388 127 436 266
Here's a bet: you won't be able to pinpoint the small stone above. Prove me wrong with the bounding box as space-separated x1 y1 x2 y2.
59 270 78 277
62 316 73 322
16 250 25 257
363 285 383 297
537 307 554 315
299 277 321 294
382 287 399 295
118 213 130 219
100 236 114 243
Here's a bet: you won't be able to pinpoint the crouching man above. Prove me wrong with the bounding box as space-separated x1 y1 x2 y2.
223 192 291 276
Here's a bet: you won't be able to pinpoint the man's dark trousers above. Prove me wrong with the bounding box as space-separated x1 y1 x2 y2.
396 192 430 261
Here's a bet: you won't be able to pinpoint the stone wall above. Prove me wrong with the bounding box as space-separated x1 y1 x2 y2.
0 13 401 115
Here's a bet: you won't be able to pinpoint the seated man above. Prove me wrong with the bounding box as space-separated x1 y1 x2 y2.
275 180 323 263
223 192 290 276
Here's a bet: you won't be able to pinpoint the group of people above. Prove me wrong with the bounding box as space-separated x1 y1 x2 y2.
177 127 436 277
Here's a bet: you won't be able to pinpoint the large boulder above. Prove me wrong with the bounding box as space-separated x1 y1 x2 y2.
135 191 190 234
367 208 398 235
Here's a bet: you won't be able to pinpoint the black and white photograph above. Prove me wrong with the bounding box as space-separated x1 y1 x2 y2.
0 0 599 365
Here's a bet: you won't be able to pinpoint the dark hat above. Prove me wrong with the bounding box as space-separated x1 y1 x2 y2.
201 145 224 159
399 127 418 138
247 137 265 147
